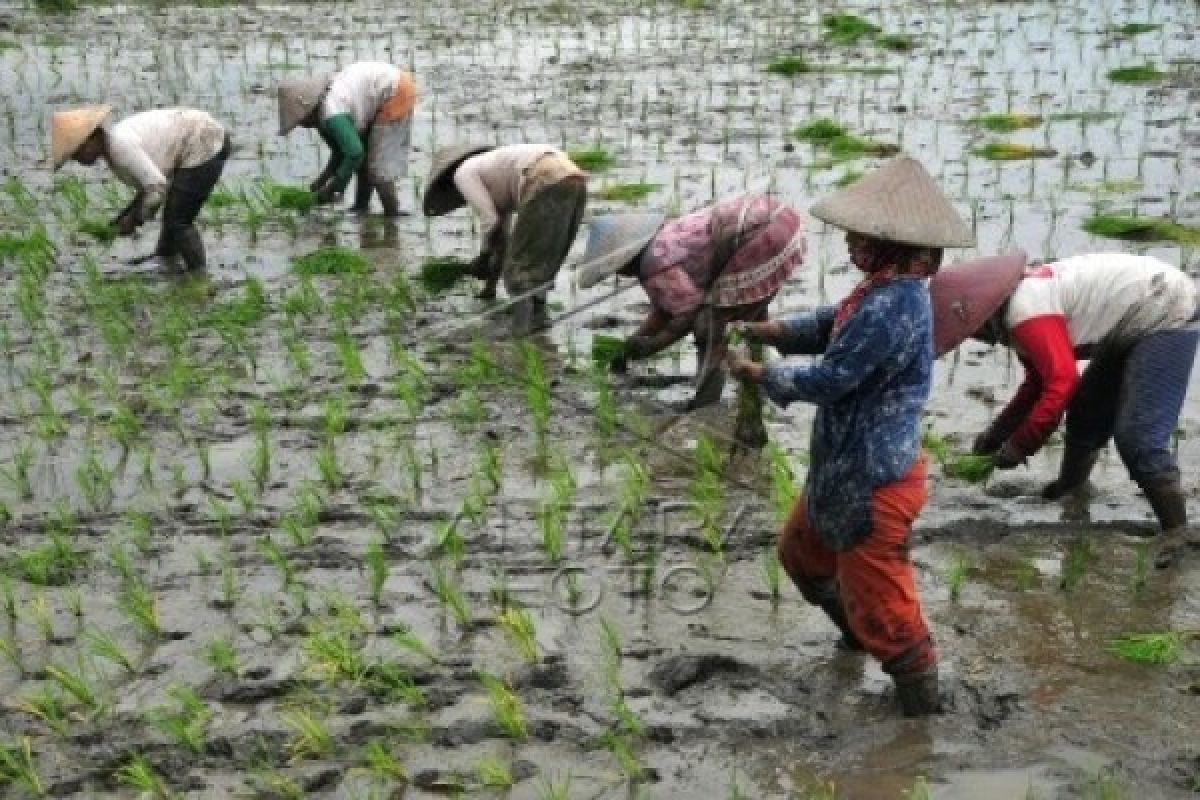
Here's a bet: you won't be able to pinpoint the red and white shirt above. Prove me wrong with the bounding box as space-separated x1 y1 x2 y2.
998 253 1196 455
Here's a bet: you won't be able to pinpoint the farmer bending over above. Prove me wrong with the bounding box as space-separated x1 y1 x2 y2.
934 252 1198 568
51 105 230 272
728 158 975 716
423 144 587 335
278 62 417 216
574 192 805 444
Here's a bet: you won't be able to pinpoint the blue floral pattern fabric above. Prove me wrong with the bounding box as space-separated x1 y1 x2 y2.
761 277 933 551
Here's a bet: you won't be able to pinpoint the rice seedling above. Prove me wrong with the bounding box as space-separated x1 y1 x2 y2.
972 142 1058 160
1082 214 1199 245
364 536 389 607
762 548 783 606
793 119 899 162
430 561 472 630
1 575 16 620
418 256 473 293
315 443 342 491
204 636 239 678
822 13 879 44
1106 64 1166 83
392 624 438 664
257 538 297 590
147 685 211 753
944 550 972 602
0 737 44 797
590 334 626 367
475 755 514 788
765 56 813 76
18 686 69 735
1106 632 1185 665
590 364 619 440
259 181 316 212
283 709 335 761
303 628 367 683
944 453 995 484
11 530 87 586
567 146 615 172
596 182 661 204
114 755 172 798
905 776 932 800
968 113 1043 133
45 659 104 713
292 246 370 277
1110 23 1160 35
477 670 527 739
537 771 573 800
497 606 540 663
360 739 407 782
1081 768 1128 800
1060 536 1091 592
834 168 863 187
117 579 161 639
76 218 117 243
1131 542 1151 594
766 442 800 522
600 731 645 782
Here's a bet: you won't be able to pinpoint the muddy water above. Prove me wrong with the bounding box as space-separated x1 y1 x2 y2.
0 0 1199 797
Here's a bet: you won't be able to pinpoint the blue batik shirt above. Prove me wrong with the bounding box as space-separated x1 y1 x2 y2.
761 277 933 551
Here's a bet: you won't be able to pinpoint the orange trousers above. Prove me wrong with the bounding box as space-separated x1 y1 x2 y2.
778 455 935 675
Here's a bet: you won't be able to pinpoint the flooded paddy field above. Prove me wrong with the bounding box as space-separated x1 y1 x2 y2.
0 0 1199 797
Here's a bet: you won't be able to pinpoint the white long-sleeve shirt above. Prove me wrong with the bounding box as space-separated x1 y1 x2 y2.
104 109 226 216
321 62 402 133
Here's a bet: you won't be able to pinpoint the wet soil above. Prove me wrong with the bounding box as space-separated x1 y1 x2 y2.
0 0 1199 797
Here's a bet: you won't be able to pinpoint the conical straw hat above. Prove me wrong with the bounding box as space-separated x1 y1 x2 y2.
810 155 975 248
422 145 495 216
929 252 1027 357
50 105 112 170
574 213 665 289
277 74 331 135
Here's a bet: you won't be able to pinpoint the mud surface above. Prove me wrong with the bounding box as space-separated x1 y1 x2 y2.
0 0 1199 797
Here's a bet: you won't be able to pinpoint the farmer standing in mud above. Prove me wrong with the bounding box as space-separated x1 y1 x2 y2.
932 253 1199 568
277 61 417 216
422 144 588 335
727 157 975 715
50 105 231 272
573 192 806 447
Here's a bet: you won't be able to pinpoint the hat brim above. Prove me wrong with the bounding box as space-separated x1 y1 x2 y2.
51 105 112 171
575 229 660 290
930 252 1027 357
422 146 494 216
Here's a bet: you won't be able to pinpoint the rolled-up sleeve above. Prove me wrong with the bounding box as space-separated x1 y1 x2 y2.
762 294 910 408
106 134 168 219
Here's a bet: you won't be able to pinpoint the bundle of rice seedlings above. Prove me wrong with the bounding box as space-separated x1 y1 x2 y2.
590 335 626 367
944 454 995 484
418 257 473 293
1106 632 1183 665
265 184 316 213
291 246 370 277
77 218 117 242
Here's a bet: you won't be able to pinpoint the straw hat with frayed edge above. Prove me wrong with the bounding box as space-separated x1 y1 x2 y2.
929 252 1027 357
277 75 331 135
810 155 975 248
422 145 495 216
574 213 666 289
51 105 112 170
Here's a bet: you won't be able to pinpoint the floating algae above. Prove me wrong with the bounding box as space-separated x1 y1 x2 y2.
419 257 474 293
590 335 626 368
1083 214 1200 245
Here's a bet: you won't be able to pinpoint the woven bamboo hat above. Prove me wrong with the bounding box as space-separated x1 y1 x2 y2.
574 213 666 289
810 155 975 248
50 105 112 170
929 252 1027 356
422 145 495 216
277 75 331 135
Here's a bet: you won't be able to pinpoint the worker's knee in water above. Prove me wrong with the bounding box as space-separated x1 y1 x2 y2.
1114 430 1175 482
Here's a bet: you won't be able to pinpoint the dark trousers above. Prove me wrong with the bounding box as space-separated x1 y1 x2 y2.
157 134 231 257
